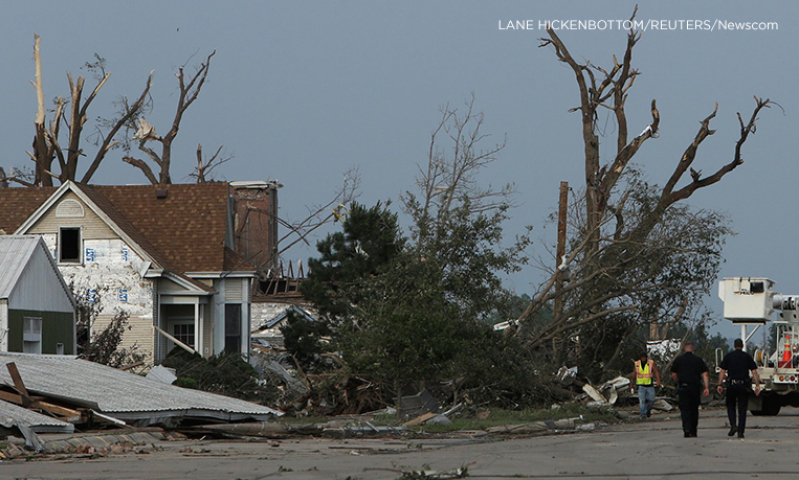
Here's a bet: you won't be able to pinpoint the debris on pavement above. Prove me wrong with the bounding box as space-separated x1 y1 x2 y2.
485 416 586 435
652 398 674 412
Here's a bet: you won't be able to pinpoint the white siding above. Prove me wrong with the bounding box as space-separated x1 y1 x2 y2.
93 314 154 364
29 192 116 239
41 238 154 320
213 279 225 355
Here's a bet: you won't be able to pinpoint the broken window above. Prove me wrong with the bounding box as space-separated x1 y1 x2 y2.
58 227 81 263
224 304 241 354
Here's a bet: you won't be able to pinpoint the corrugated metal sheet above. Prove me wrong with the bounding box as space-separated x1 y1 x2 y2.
0 353 282 422
0 399 74 433
0 235 74 314
0 236 38 299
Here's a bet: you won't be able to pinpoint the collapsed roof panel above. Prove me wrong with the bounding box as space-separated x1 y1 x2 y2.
0 399 74 434
0 353 282 424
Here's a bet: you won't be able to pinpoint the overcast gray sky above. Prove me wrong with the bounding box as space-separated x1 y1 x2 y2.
1 1 795 342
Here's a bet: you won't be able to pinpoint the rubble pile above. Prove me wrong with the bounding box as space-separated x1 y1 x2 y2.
555 366 674 412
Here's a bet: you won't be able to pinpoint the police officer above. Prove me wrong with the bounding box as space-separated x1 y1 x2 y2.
670 341 710 437
717 338 760 439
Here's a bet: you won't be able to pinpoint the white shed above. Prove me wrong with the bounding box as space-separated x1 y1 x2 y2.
0 236 76 354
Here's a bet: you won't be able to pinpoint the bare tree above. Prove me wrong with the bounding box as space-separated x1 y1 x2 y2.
406 94 515 251
28 34 153 186
188 143 232 183
274 168 361 258
519 10 775 372
537 9 773 254
0 167 34 188
123 51 216 184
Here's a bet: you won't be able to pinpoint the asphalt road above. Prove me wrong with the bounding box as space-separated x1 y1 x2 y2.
4 407 799 480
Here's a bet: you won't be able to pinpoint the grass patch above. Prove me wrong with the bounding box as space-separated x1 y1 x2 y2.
275 402 622 434
419 403 620 433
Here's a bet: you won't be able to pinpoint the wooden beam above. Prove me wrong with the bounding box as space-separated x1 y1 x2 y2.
0 389 82 422
6 362 32 407
154 324 196 354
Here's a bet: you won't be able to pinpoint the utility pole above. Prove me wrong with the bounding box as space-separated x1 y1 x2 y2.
553 181 568 361
554 181 568 320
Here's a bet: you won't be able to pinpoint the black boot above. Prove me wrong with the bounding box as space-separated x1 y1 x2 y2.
728 426 737 437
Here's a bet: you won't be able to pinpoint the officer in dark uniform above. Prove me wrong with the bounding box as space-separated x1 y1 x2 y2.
670 341 710 437
717 338 760 439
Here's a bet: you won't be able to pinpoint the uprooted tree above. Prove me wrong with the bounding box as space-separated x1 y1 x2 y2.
25 33 218 187
518 11 776 377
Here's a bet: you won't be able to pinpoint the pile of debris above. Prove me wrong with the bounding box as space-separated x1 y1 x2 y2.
0 353 282 451
555 366 673 413
250 350 384 416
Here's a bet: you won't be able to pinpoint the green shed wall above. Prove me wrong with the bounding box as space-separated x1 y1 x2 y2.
7 309 74 354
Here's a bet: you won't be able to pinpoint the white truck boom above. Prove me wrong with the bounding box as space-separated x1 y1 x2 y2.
718 277 799 415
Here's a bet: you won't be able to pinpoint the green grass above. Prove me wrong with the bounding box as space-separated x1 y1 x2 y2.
420 404 620 433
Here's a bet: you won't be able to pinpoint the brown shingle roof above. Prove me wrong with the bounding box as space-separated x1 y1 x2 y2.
0 182 249 275
90 183 232 273
0 187 56 234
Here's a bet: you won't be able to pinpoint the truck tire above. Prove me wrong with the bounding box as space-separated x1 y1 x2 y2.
751 396 781 416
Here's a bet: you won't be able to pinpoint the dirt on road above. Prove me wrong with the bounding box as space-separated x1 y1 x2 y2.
3 407 799 479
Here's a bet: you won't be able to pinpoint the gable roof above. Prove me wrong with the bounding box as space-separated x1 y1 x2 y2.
89 183 233 273
0 182 255 277
0 236 41 299
0 235 73 305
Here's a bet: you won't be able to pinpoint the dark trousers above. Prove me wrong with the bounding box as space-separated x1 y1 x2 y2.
678 383 701 435
726 383 750 433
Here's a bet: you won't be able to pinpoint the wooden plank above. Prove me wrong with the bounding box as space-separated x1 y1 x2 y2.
0 389 82 421
6 362 32 407
154 325 196 354
403 412 437 427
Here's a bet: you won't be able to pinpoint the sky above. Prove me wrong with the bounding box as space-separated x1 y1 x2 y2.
0 1 795 343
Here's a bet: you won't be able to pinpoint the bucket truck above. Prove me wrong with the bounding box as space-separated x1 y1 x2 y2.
718 277 799 415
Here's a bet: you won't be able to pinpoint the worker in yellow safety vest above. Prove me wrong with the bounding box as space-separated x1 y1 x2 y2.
632 352 661 419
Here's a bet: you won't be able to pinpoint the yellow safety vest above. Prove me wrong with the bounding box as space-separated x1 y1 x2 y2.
635 359 654 386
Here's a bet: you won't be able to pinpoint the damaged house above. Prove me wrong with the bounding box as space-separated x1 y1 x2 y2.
0 180 280 365
0 236 76 354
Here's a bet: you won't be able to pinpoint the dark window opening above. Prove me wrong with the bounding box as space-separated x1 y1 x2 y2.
59 227 81 263
225 304 242 354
